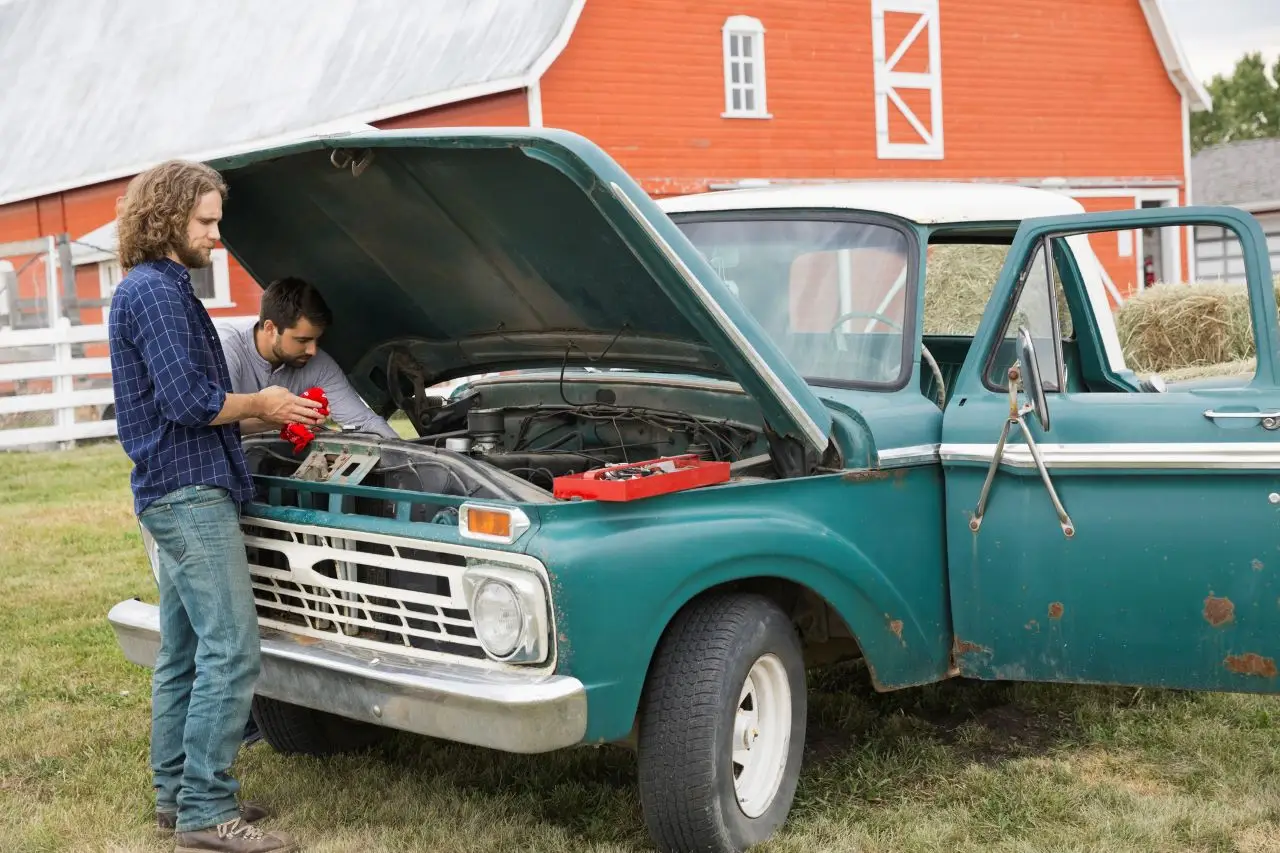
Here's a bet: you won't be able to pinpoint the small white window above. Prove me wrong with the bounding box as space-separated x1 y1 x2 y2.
722 16 769 119
98 260 123 326
0 260 14 325
871 0 943 159
190 248 233 307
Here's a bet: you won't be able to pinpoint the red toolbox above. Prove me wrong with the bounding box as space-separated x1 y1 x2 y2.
553 454 731 502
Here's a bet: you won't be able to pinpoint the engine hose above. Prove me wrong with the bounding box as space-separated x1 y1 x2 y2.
480 452 599 475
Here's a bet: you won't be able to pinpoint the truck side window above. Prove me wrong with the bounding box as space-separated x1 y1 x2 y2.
983 239 1072 392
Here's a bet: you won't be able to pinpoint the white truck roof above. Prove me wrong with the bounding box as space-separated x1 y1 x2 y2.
656 181 1087 224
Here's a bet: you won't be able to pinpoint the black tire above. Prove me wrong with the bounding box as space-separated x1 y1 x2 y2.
637 592 807 853
250 695 388 757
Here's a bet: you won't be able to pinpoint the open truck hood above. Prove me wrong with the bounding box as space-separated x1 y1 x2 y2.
208 128 835 462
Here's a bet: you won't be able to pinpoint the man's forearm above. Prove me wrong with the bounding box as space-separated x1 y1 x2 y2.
238 417 277 435
209 392 261 427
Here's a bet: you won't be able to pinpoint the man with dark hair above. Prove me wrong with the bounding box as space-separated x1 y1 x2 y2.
108 159 318 853
215 276 398 439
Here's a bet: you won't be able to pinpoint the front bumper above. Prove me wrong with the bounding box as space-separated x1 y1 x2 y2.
107 598 588 754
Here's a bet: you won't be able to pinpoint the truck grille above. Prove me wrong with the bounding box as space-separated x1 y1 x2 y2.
241 516 487 663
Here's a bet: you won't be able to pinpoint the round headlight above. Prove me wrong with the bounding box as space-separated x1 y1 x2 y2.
472 580 523 658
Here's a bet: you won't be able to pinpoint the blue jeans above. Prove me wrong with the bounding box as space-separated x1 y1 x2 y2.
139 485 261 833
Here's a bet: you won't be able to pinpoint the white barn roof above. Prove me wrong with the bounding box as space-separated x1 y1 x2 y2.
0 0 583 206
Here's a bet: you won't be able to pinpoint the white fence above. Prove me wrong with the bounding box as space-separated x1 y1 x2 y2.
0 315 249 451
0 319 117 450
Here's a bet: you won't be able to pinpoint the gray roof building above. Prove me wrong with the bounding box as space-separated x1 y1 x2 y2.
1191 137 1280 212
0 0 581 206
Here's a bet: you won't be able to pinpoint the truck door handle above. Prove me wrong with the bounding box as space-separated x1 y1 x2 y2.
1203 409 1280 430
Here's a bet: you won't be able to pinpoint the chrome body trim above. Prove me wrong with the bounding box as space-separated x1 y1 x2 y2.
107 599 587 754
465 372 748 396
609 181 832 455
941 442 1280 470
876 443 942 468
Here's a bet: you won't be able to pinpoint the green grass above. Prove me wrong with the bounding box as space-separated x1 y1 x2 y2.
3 443 1280 852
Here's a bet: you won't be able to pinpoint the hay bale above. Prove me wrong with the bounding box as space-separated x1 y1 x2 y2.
923 243 1073 337
1115 281 1277 374
922 243 1007 335
1160 358 1256 383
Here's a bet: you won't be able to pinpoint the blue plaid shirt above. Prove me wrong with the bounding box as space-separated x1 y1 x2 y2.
108 258 255 516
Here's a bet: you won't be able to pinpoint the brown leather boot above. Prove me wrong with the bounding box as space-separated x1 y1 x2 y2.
157 801 272 833
173 816 296 853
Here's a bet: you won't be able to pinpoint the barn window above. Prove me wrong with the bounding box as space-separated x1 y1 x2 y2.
871 0 943 159
189 249 232 306
0 260 13 327
722 16 769 119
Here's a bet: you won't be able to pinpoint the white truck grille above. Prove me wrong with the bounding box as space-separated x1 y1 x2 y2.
242 516 487 663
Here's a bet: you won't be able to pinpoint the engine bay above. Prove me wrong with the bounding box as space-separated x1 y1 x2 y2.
242 374 778 508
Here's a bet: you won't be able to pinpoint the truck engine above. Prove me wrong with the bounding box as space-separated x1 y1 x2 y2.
241 377 775 512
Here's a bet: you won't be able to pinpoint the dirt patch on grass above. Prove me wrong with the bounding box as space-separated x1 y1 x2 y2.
929 703 1080 764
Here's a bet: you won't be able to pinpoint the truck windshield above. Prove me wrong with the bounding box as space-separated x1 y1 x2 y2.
673 216 913 387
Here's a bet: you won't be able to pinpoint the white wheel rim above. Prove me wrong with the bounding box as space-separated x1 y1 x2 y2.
731 653 791 818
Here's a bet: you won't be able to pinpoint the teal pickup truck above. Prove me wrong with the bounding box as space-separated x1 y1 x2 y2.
108 128 1280 853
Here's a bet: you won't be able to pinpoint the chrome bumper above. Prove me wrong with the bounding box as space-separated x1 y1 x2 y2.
107 598 588 754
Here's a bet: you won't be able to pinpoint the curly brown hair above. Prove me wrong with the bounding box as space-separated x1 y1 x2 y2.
115 160 227 270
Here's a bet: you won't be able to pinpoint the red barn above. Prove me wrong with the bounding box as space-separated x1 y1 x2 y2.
0 0 1207 332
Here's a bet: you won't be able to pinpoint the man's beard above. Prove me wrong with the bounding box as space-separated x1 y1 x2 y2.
272 340 311 369
174 240 211 269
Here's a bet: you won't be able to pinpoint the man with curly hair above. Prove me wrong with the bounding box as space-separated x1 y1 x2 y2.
108 159 319 853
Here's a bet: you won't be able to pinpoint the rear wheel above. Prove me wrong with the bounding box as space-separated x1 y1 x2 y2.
250 695 388 756
637 592 807 853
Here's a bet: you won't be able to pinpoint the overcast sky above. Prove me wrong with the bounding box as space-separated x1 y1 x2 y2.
1163 0 1280 82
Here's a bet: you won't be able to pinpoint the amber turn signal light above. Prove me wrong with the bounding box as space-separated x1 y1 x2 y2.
458 504 531 544
465 507 512 539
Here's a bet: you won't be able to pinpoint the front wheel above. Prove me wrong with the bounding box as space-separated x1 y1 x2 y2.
637 593 807 853
250 695 388 757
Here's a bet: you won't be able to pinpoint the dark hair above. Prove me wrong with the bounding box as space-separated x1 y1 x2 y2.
116 160 227 270
260 276 334 331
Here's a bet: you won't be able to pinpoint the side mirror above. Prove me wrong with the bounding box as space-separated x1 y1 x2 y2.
1138 374 1167 394
974 325 1072 537
1015 326 1050 431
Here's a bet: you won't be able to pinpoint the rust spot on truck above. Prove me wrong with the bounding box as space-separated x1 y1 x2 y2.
1204 596 1235 627
949 636 991 670
885 615 904 644
1048 602 1064 620
1025 619 1040 632
1224 653 1277 678
1253 559 1265 572
952 637 990 656
843 469 889 483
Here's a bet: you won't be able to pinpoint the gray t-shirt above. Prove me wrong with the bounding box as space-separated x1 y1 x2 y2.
213 316 399 439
